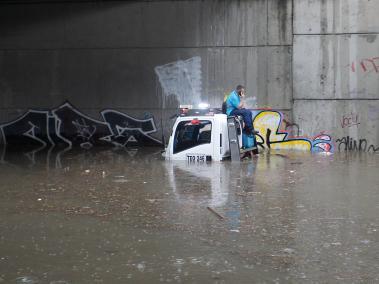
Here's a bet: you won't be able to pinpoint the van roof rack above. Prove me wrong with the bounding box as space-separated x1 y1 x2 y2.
179 107 223 117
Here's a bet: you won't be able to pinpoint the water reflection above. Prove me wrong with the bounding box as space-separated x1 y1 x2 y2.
166 161 231 207
0 144 154 170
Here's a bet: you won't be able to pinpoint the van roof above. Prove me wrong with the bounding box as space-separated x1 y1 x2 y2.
179 108 222 117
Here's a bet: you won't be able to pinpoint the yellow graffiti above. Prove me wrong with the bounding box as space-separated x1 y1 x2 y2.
253 111 312 151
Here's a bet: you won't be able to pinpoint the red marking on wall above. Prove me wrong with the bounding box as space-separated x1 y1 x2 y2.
350 57 379 74
340 112 360 128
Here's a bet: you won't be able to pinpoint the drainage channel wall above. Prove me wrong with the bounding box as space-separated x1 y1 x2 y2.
293 0 379 152
0 0 377 152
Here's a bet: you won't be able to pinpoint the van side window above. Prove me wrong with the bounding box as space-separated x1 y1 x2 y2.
173 120 212 154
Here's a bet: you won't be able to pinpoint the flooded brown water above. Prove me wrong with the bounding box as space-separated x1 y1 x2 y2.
0 147 378 283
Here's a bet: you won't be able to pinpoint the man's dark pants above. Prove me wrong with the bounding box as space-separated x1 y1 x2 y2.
230 108 254 132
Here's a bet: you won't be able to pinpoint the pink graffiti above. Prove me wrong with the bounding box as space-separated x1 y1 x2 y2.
313 142 332 152
340 112 360 128
313 134 331 141
312 133 333 152
351 57 379 74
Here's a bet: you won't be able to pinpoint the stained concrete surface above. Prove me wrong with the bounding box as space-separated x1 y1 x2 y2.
0 0 293 125
0 148 378 283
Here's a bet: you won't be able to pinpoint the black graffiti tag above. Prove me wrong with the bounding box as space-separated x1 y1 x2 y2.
336 136 379 152
0 102 162 151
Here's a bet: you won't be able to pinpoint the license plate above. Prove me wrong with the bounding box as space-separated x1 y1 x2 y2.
186 154 206 163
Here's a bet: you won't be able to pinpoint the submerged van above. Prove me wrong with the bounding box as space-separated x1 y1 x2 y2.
164 109 257 162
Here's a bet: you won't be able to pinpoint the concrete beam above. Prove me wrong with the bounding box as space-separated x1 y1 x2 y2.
294 0 379 34
294 34 379 100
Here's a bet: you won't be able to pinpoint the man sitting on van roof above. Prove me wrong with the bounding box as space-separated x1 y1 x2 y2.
226 85 255 135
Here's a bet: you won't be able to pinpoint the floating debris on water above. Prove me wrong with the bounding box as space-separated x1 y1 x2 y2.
15 276 40 284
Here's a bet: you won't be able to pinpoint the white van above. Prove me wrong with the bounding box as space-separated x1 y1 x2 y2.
164 110 256 162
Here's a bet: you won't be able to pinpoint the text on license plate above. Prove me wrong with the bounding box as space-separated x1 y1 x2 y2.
186 154 206 163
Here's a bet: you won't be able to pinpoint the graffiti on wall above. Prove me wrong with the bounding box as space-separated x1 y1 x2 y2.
155 57 202 106
282 118 300 136
340 112 360 128
336 136 378 153
350 56 379 74
3 103 377 156
0 102 162 151
252 111 333 152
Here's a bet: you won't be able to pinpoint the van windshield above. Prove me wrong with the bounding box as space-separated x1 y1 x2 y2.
173 120 212 154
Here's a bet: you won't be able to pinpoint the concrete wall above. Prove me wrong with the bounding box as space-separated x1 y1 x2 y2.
293 0 379 151
0 0 292 145
0 0 377 152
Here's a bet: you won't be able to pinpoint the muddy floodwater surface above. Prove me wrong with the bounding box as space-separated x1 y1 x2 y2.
0 147 378 283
